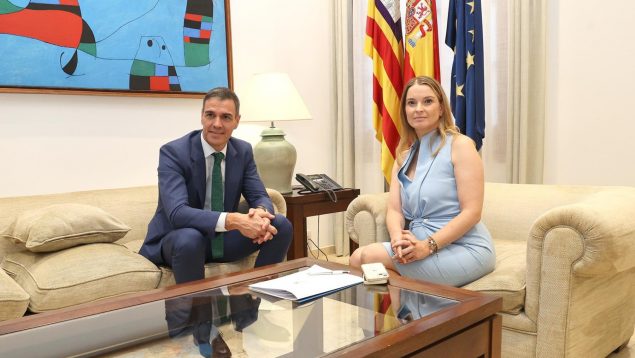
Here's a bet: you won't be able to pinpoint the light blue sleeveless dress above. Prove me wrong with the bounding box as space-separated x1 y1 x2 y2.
382 132 495 287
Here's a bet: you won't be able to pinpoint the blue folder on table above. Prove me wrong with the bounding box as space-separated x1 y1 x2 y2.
248 265 363 303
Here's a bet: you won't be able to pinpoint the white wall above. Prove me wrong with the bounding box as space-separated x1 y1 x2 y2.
231 0 336 248
0 93 199 196
544 0 635 185
0 1 336 246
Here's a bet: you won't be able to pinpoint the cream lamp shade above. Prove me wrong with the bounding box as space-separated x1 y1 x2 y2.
239 72 312 194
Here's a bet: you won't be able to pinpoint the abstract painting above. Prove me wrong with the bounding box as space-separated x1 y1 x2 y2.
0 0 231 96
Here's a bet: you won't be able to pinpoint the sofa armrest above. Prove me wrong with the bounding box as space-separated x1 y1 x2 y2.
345 192 390 247
266 188 287 217
237 188 287 217
533 189 635 277
524 188 635 355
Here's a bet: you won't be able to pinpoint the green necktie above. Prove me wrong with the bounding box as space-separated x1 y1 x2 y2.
211 152 225 259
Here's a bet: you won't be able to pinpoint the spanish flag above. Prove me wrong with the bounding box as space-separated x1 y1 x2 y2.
404 0 440 82
365 0 405 183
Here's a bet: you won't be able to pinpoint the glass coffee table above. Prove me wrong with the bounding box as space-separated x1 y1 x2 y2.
0 259 502 357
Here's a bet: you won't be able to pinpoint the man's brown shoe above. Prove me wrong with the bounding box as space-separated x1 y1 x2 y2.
212 335 232 358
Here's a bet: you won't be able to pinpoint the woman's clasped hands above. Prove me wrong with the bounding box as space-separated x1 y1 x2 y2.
391 230 428 264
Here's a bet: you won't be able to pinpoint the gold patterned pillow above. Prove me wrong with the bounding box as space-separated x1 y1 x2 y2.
1 204 130 252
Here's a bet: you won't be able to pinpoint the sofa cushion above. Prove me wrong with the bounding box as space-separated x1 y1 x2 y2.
462 239 526 314
123 239 258 288
1 243 161 312
0 268 30 321
157 253 258 288
1 203 130 253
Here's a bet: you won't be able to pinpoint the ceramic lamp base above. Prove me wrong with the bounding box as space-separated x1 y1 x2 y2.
253 126 296 194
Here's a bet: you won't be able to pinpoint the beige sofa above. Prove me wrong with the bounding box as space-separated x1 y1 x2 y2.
0 186 286 322
345 182 635 358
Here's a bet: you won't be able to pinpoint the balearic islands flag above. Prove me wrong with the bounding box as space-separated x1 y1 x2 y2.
404 0 440 82
365 0 405 183
445 0 486 150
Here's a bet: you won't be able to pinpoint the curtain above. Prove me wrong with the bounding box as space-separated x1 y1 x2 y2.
333 0 386 255
352 0 384 196
478 0 547 184
507 0 547 183
333 0 357 256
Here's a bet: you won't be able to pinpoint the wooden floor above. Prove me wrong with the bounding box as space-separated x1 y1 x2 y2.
314 252 634 358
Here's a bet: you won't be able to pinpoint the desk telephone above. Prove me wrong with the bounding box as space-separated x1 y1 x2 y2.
295 173 342 202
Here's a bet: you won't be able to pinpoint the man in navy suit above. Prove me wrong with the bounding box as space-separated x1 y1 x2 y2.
139 87 293 285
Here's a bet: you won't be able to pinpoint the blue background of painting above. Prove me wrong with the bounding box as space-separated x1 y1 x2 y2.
0 0 228 92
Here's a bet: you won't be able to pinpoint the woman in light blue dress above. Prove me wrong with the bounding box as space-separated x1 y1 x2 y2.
350 76 495 287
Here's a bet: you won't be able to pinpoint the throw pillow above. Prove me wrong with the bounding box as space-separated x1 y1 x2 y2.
1 203 130 252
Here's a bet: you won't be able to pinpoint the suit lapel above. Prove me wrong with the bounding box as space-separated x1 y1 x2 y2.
191 132 207 208
224 139 239 211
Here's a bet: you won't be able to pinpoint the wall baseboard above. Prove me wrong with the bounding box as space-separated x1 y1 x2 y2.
306 245 350 265
309 245 336 257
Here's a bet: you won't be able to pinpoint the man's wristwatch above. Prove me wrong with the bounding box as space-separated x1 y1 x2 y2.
255 205 269 214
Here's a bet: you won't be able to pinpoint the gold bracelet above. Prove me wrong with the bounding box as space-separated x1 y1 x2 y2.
427 236 439 256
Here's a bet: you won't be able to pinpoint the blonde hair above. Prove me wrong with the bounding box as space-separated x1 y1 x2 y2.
395 76 459 166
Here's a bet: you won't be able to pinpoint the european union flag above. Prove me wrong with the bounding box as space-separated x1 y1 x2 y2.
445 0 485 150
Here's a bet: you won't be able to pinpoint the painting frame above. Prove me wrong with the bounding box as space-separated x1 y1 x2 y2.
0 0 233 98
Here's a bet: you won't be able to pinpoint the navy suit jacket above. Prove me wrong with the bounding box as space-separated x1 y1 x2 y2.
139 130 273 264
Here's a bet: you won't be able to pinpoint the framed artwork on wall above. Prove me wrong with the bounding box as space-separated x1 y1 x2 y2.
0 0 233 97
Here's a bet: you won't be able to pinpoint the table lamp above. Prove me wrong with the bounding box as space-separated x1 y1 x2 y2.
239 72 312 194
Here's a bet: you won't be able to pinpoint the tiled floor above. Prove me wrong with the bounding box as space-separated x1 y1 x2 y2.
315 252 634 358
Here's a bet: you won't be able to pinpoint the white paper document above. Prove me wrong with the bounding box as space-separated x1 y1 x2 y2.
248 265 363 303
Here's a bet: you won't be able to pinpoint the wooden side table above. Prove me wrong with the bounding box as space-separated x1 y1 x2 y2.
282 188 360 260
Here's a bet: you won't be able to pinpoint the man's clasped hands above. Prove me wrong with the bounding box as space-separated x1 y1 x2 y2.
226 208 277 244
